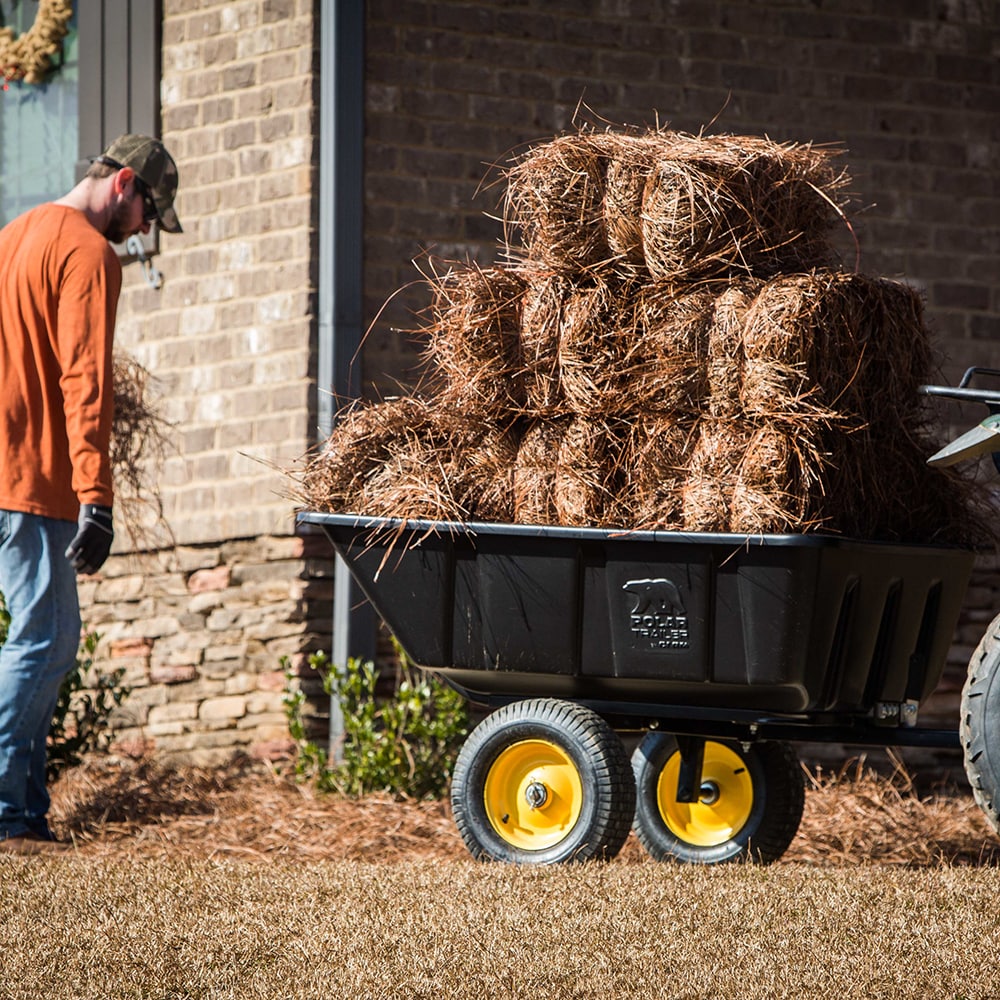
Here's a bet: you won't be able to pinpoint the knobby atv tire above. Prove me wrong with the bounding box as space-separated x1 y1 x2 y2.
631 734 804 865
450 698 636 864
961 612 1000 835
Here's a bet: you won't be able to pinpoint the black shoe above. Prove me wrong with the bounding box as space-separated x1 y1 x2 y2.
0 833 70 856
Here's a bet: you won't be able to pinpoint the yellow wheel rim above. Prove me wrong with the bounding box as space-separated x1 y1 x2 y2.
483 739 583 851
656 741 754 847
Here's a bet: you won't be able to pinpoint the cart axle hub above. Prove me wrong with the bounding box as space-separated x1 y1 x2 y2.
524 780 549 810
698 781 720 805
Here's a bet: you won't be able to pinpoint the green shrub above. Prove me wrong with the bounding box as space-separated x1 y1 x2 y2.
283 643 469 800
46 629 130 781
0 593 130 781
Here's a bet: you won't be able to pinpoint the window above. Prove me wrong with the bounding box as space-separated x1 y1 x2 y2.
0 1 79 226
0 0 162 257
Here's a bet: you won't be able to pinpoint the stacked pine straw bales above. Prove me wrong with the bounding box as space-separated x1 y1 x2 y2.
302 126 987 545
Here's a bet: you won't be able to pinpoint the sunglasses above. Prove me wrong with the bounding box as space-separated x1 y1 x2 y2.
97 155 159 224
132 174 160 224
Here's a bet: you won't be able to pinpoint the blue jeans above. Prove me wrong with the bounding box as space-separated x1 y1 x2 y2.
0 510 80 840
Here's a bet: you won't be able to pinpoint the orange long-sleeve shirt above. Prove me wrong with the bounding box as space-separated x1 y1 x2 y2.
0 203 122 521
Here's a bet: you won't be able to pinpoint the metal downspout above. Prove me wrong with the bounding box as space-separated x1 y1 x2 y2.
318 0 370 756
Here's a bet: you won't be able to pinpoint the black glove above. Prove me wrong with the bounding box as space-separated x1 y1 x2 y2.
65 504 114 574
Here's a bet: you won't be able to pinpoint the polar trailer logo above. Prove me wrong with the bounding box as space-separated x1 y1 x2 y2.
622 577 689 650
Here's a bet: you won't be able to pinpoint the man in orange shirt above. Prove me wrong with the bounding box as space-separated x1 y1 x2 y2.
0 135 182 855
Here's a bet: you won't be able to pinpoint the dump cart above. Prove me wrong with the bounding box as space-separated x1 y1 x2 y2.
298 510 974 866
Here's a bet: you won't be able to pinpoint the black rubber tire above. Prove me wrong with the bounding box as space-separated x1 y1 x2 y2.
450 698 636 864
961 612 1000 835
631 733 804 864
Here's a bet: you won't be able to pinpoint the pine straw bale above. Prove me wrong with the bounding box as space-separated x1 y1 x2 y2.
454 421 522 523
504 127 847 284
293 397 436 514
815 427 994 546
629 282 716 415
640 132 848 281
557 280 640 417
503 131 619 277
739 271 932 426
295 397 517 523
678 418 824 534
603 134 663 276
726 414 991 545
553 417 628 527
711 270 995 543
520 275 569 415
513 419 567 525
837 275 934 423
679 419 747 532
356 445 468 523
730 423 823 534
621 415 697 530
358 409 522 524
707 281 760 417
421 264 526 418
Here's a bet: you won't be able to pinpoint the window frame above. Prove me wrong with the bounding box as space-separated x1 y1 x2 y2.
76 0 163 260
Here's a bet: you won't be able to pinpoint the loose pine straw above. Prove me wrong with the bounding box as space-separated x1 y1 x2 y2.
46 753 1000 866
111 354 172 550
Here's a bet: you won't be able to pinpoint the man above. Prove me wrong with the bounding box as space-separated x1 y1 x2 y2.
0 134 181 855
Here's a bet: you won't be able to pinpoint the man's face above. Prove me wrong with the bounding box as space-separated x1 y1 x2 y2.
104 178 152 244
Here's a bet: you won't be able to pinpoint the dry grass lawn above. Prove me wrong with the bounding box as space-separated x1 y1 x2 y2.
1 754 999 999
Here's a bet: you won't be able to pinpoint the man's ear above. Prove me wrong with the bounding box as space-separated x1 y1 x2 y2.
112 166 135 194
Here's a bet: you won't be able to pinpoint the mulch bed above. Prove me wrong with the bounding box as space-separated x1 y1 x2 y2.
47 755 1000 866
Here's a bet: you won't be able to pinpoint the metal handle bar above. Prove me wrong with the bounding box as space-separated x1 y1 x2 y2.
920 385 1000 405
959 367 1000 388
920 368 1000 406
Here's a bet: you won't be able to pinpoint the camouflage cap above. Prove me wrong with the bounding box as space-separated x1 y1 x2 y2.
98 134 182 233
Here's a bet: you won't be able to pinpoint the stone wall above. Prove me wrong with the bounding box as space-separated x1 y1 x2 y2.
80 0 998 763
83 533 334 766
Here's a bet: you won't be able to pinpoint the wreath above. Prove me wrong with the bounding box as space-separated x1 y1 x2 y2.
0 0 74 86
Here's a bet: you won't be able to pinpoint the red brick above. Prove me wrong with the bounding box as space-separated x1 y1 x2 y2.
188 566 231 593
111 638 154 659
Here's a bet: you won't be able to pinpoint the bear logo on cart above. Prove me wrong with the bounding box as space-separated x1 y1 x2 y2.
622 578 690 650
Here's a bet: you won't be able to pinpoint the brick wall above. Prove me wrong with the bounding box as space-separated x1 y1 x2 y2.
113 0 318 549
82 0 998 762
363 0 999 396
